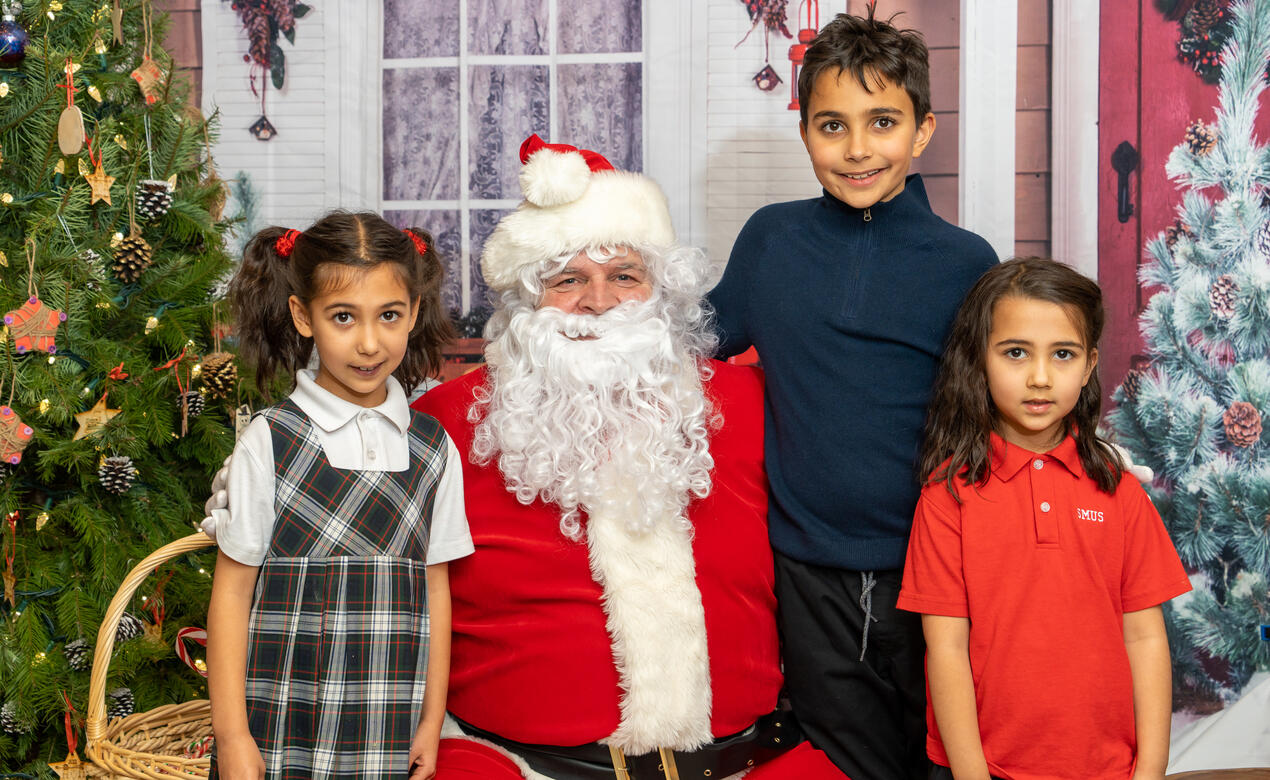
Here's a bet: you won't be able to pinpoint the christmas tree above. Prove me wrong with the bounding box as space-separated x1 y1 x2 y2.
0 1 238 773
1109 0 1270 711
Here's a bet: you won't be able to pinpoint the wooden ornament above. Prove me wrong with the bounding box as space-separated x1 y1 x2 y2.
111 0 123 44
0 405 34 464
4 296 67 354
72 397 120 441
48 751 87 780
84 162 114 205
130 57 164 105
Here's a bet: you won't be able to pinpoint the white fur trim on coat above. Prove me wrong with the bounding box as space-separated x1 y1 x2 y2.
585 469 713 755
481 170 676 293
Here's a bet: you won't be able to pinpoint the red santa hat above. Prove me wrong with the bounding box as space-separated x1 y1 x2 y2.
480 134 677 292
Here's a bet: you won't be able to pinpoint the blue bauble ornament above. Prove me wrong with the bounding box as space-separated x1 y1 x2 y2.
0 15 27 69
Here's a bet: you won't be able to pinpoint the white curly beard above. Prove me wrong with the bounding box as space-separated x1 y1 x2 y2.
471 300 714 540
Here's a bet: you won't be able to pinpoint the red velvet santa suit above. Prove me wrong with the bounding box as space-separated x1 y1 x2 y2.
413 362 845 779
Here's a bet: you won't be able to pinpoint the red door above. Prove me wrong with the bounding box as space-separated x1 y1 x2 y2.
1098 2 1270 402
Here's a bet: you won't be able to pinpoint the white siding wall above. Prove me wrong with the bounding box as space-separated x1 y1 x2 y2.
200 0 378 229
703 0 821 262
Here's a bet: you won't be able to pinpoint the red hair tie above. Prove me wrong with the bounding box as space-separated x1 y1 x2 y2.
275 229 301 257
403 229 428 255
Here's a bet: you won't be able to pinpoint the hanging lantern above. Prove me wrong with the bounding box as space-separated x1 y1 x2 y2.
789 0 820 111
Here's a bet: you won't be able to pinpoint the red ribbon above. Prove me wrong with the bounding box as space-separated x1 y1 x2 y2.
107 363 128 380
62 691 78 754
275 229 300 257
403 229 429 255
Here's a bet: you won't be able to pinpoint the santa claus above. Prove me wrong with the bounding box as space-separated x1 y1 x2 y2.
415 135 846 779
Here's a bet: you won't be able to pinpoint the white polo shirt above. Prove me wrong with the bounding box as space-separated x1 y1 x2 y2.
206 370 472 568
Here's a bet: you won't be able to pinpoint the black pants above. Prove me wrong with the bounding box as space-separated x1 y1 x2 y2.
774 551 929 780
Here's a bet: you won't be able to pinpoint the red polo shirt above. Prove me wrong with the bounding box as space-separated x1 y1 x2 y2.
898 434 1191 780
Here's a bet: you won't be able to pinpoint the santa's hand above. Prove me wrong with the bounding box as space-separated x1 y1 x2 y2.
1112 443 1153 484
201 456 232 539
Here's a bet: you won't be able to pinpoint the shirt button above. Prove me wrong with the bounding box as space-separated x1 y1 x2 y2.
1033 459 1044 470
367 451 377 461
1040 501 1051 512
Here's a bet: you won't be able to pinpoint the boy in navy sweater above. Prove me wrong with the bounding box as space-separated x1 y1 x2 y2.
707 9 997 779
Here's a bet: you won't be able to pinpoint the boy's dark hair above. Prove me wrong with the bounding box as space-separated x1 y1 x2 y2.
798 6 932 126
229 210 455 398
919 257 1126 499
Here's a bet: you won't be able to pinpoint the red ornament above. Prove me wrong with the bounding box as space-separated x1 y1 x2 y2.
4 296 67 354
0 405 34 466
788 0 819 110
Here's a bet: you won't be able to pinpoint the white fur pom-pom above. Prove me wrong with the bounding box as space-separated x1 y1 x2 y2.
520 148 593 207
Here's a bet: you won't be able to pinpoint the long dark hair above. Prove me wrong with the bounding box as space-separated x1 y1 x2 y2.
919 257 1125 498
228 210 454 397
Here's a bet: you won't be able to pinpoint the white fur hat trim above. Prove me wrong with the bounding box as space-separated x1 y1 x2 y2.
482 157 676 293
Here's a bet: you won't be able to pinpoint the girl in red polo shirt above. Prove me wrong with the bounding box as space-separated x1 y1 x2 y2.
898 257 1191 780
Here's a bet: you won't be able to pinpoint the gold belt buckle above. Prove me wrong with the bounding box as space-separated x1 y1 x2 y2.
657 747 682 780
609 745 631 780
609 745 682 780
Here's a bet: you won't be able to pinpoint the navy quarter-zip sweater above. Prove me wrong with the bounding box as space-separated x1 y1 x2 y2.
708 175 998 571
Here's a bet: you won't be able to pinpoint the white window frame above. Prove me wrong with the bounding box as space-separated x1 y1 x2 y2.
374 0 645 312
959 0 1017 261
1051 0 1100 278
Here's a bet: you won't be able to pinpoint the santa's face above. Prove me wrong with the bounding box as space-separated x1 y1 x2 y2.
538 249 653 317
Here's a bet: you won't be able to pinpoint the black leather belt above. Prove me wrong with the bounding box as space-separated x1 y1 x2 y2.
451 706 801 780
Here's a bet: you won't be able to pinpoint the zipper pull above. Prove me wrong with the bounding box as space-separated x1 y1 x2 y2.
863 208 872 222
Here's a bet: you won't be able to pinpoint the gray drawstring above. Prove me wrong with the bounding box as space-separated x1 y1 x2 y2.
858 570 879 661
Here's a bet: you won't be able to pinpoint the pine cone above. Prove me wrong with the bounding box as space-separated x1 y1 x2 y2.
0 701 31 735
1257 220 1270 258
1223 401 1262 447
107 687 135 720
65 638 91 671
1209 274 1239 319
270 0 295 32
1186 0 1223 34
112 234 153 283
1165 219 1196 247
116 611 144 643
1185 120 1218 156
136 179 174 221
98 455 138 495
1121 368 1146 401
201 352 238 399
176 390 205 419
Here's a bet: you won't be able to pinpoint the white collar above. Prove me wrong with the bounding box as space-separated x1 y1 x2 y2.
290 370 410 434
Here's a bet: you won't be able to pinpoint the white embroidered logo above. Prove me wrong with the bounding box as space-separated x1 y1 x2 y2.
1076 507 1105 523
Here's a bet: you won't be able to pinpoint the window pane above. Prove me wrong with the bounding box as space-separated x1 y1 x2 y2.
469 0 547 55
384 210 462 315
383 68 460 201
469 66 550 199
471 209 513 309
383 0 459 58
558 0 641 54
558 63 642 171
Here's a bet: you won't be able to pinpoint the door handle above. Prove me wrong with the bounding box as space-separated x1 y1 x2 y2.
1111 141 1140 224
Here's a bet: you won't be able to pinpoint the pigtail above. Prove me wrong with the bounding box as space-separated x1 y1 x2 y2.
228 226 311 398
394 227 456 391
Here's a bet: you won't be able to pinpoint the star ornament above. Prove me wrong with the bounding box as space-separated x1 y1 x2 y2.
48 751 87 780
4 296 67 354
73 397 121 441
84 162 114 205
1 404 34 464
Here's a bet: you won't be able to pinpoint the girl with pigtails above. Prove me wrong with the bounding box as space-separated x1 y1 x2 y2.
205 211 473 780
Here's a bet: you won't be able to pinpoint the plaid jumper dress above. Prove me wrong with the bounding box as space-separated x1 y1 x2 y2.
218 400 448 779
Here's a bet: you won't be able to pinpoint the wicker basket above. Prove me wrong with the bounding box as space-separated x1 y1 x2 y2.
85 532 215 779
